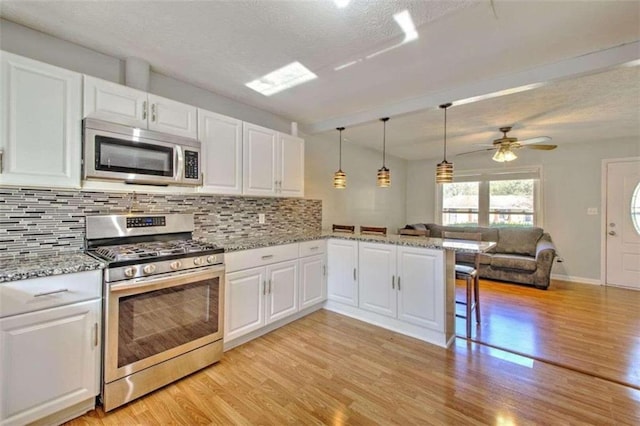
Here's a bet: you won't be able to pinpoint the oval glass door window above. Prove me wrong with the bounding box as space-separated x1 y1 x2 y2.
632 182 640 235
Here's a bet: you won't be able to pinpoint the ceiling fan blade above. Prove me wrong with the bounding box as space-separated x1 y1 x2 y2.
473 143 498 147
456 147 497 156
518 136 552 145
522 144 557 150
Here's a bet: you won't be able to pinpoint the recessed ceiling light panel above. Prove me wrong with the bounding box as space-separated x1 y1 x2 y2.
246 62 317 96
393 10 418 42
333 0 350 8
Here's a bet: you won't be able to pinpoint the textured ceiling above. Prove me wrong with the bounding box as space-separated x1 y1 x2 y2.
1 0 639 160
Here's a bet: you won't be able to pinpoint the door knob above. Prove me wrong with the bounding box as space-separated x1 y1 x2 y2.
608 231 616 236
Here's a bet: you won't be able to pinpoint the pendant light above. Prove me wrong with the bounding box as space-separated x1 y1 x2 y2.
435 103 453 183
333 127 347 188
377 117 390 187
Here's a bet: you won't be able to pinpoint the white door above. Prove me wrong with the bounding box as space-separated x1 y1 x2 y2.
225 267 266 341
147 94 197 138
1 52 82 188
0 299 100 426
358 242 397 318
299 255 326 310
83 75 147 127
606 160 640 289
198 110 243 194
266 260 299 323
278 133 305 197
243 122 277 196
327 239 359 306
397 246 444 330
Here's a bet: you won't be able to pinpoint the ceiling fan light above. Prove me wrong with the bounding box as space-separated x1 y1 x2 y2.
436 160 453 183
503 149 518 162
492 149 506 162
377 166 391 187
333 169 346 189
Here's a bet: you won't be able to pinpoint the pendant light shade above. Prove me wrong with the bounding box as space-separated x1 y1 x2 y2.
377 117 391 187
333 127 347 188
436 103 454 184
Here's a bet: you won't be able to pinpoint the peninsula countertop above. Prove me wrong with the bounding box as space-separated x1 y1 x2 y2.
200 232 496 254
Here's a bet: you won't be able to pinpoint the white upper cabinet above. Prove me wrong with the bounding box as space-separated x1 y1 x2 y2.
83 76 197 138
243 122 304 197
198 109 243 194
0 51 82 189
278 133 304 197
242 122 277 196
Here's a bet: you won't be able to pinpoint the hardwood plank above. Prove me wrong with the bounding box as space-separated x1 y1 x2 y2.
460 278 640 389
66 310 640 425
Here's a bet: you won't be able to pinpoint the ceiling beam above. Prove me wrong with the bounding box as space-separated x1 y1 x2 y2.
307 41 640 134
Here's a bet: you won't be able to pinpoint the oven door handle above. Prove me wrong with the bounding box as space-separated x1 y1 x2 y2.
109 265 225 294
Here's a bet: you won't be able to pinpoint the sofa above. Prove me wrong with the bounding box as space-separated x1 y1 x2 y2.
405 223 557 289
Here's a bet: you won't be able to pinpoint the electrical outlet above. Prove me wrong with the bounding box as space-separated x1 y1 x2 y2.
587 207 598 215
258 213 266 224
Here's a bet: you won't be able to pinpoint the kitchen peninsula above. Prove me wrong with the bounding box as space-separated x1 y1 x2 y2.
200 231 495 349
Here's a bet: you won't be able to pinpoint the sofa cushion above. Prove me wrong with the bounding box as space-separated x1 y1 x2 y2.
490 254 537 272
456 252 492 265
495 227 543 257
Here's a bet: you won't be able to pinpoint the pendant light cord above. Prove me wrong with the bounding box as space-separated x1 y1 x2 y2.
443 106 447 161
383 120 386 167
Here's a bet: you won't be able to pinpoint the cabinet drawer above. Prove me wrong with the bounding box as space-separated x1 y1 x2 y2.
0 270 102 318
299 240 326 257
225 244 298 273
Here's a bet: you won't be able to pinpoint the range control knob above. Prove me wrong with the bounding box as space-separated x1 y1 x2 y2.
143 264 156 275
193 257 203 266
124 267 137 278
170 261 182 271
207 255 217 264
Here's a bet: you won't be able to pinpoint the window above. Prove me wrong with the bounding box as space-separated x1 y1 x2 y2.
439 167 542 228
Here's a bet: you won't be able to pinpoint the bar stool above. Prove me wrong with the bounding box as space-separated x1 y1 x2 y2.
332 224 355 233
444 231 482 338
359 226 387 236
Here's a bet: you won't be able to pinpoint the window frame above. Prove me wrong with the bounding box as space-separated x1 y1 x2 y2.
435 166 544 228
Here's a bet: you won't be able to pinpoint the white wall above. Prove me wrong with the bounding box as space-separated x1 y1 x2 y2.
304 132 407 233
406 138 640 282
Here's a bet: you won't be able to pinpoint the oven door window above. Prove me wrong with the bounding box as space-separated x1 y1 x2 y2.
117 277 220 368
95 136 173 177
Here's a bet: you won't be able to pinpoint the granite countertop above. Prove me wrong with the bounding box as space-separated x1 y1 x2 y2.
201 232 495 254
0 252 106 284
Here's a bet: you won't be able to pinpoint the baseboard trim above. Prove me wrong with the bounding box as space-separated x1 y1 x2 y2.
551 274 601 285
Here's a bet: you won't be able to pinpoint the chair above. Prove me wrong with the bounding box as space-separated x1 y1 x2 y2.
398 228 430 237
332 224 355 233
359 226 387 236
444 231 482 338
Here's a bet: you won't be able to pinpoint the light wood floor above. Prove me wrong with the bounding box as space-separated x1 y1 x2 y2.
459 279 640 389
68 309 640 425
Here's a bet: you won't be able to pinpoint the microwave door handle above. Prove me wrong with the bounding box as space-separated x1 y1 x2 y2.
175 145 184 182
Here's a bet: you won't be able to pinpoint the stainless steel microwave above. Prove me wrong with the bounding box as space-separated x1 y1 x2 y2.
82 118 202 186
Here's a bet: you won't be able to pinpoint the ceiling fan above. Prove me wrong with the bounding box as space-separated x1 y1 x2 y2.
459 126 556 162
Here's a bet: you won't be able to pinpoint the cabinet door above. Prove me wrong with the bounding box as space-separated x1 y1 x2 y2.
358 242 397 318
277 133 304 197
265 260 299 324
299 254 326 310
242 122 277 196
198 109 243 194
327 239 358 306
83 75 147 128
397 246 444 330
225 267 266 341
0 52 82 188
0 299 100 425
148 94 197 138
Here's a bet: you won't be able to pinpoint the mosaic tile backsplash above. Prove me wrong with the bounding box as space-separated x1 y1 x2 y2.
0 188 322 258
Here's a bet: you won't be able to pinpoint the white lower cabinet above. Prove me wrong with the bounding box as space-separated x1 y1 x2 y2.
0 270 101 426
225 260 298 341
327 239 449 346
327 239 358 306
299 255 326 310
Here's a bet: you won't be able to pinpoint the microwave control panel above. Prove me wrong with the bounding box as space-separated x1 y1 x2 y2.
184 150 199 179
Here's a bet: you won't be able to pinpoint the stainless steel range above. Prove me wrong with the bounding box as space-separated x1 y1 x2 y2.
86 214 224 412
